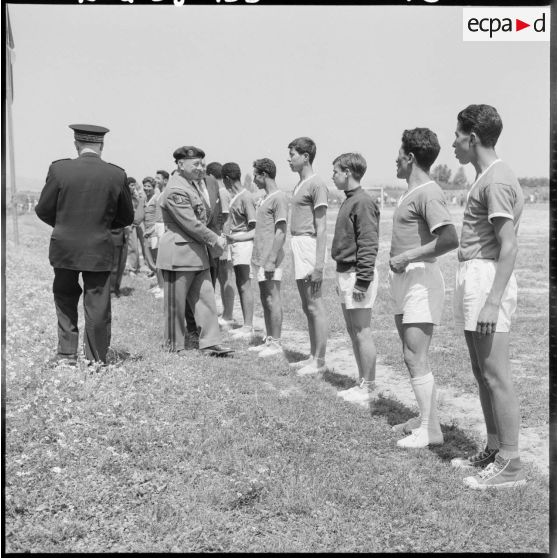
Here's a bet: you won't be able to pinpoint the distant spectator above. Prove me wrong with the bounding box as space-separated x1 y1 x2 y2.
143 176 164 298
125 177 145 276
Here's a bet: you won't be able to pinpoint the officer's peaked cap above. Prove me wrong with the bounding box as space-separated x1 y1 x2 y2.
69 124 109 143
173 146 205 162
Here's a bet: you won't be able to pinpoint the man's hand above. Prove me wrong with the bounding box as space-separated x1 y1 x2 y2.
389 253 410 274
263 259 276 280
476 300 499 336
305 268 323 297
225 233 236 244
352 286 367 303
213 236 226 256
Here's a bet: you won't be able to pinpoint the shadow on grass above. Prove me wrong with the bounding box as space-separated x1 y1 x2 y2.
370 394 479 462
322 369 357 390
283 348 309 364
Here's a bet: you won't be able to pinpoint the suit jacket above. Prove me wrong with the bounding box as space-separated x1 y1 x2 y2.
35 152 134 272
156 173 220 271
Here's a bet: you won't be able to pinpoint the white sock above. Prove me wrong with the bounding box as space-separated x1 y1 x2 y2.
410 373 441 433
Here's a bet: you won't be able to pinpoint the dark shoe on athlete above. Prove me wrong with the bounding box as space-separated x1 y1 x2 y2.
451 446 499 469
463 455 526 490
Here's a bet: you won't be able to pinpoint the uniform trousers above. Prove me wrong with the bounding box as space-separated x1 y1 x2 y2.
185 258 218 334
163 268 221 351
53 268 112 363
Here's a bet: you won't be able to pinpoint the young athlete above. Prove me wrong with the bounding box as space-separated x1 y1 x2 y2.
330 153 380 406
221 162 256 338
207 162 236 326
388 128 458 448
287 137 329 376
249 158 288 358
450 104 526 489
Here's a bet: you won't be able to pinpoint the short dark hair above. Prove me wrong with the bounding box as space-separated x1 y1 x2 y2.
127 177 137 185
142 176 155 186
253 158 277 179
288 136 316 164
332 153 367 181
221 162 242 182
457 104 503 148
156 170 169 180
205 162 223 180
401 128 441 171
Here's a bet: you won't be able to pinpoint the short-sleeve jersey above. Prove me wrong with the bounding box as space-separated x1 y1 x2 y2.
252 190 289 267
458 160 524 262
228 189 256 234
390 181 453 261
290 174 328 236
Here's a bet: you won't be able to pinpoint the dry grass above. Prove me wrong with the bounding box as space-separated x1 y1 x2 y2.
4 207 551 552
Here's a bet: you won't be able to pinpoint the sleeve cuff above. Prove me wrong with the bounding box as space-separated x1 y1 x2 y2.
430 220 453 233
488 212 513 223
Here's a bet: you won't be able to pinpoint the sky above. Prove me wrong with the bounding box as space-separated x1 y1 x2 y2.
6 3 552 191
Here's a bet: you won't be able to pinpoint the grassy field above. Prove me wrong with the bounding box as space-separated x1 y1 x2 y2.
4 205 551 552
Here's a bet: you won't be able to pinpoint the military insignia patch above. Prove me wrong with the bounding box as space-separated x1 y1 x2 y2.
171 193 188 205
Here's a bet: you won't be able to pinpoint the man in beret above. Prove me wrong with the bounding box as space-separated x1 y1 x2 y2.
156 146 233 357
35 124 134 366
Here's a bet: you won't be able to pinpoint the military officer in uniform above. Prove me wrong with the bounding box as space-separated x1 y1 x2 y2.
35 124 134 365
157 146 233 357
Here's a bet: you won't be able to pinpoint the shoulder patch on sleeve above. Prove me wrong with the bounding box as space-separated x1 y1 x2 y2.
170 192 189 205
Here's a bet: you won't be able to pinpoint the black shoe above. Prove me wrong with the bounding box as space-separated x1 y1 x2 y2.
199 344 234 357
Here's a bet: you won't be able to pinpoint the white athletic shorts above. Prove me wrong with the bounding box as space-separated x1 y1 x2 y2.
291 235 326 280
251 264 283 282
454 259 517 332
337 271 379 310
388 261 445 325
230 240 253 267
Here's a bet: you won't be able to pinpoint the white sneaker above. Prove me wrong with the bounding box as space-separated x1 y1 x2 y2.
258 339 283 358
288 356 314 370
296 363 327 376
230 326 254 339
396 427 443 449
248 337 270 352
391 416 422 434
336 385 373 404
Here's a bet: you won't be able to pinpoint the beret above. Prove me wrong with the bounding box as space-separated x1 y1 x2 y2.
69 123 109 143
173 145 206 161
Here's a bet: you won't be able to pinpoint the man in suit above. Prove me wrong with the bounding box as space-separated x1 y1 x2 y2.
157 146 233 357
184 161 226 337
35 124 134 365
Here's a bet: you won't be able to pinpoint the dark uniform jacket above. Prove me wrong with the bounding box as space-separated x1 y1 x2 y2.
156 173 220 271
35 152 134 272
